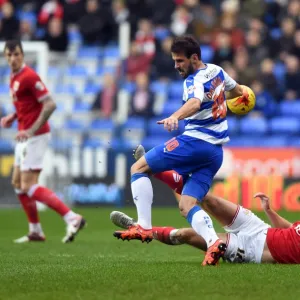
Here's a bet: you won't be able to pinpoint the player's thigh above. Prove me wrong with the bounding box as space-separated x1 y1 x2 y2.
20 170 40 192
201 193 238 227
131 156 151 174
11 166 21 188
20 133 50 172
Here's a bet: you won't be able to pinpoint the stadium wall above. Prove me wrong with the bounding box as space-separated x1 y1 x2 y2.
0 147 300 210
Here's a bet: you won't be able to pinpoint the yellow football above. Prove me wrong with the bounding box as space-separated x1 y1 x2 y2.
227 85 256 115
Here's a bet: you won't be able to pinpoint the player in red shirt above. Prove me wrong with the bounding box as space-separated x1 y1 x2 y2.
112 145 300 264
0 40 86 243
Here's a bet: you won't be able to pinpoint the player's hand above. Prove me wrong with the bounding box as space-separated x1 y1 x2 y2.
15 130 34 142
241 86 249 101
157 115 179 132
254 192 271 211
0 113 16 128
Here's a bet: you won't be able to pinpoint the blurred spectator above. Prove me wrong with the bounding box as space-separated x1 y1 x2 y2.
44 17 68 52
79 0 115 45
245 30 268 65
130 72 154 118
233 48 257 86
125 41 151 81
250 80 276 118
212 15 244 51
19 19 35 41
285 0 300 25
278 18 297 59
63 0 85 25
291 30 300 59
150 0 176 26
91 74 117 118
38 0 64 26
0 2 20 40
135 19 155 59
212 32 234 65
259 58 280 101
170 5 192 37
151 37 177 82
192 3 218 43
284 55 300 100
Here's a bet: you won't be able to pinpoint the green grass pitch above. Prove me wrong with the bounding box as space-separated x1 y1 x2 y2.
0 207 300 300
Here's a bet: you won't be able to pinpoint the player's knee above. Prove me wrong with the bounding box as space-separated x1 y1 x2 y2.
11 179 21 190
178 197 197 218
130 159 150 175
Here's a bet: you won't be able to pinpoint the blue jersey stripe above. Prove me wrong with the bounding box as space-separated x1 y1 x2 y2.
185 127 229 139
199 101 213 111
184 117 226 127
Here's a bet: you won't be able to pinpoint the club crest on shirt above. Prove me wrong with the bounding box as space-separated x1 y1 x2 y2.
13 81 20 92
35 81 45 91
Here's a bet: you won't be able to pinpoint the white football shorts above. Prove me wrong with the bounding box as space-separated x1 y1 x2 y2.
14 133 51 171
223 206 270 264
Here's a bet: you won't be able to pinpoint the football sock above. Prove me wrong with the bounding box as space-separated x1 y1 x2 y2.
152 226 182 245
15 189 40 225
154 171 183 194
63 211 80 224
131 173 153 230
187 206 219 248
27 184 70 217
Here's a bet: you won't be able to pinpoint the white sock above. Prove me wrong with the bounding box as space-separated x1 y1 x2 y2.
63 211 79 224
170 229 183 245
29 223 43 235
191 210 219 248
131 175 153 230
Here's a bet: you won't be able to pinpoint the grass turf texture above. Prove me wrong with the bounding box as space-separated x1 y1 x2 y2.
0 208 299 300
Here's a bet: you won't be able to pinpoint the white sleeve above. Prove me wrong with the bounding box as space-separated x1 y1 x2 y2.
223 69 237 91
184 76 204 102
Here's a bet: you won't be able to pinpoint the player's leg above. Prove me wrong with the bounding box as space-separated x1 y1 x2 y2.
20 134 86 243
12 142 44 243
114 155 154 242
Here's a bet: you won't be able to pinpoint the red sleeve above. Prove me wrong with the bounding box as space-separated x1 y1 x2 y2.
26 72 50 102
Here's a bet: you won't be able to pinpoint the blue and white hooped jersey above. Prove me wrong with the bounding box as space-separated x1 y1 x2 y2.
182 63 237 144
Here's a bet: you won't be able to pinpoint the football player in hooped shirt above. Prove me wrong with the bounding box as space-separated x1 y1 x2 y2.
114 35 250 266
0 40 85 243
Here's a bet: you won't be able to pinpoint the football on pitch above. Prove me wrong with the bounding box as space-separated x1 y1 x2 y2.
227 85 256 115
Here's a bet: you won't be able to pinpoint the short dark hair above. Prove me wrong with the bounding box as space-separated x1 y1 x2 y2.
4 40 23 54
171 35 201 60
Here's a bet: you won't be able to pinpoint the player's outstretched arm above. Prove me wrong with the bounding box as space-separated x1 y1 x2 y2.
225 84 243 99
254 192 292 228
157 98 200 132
28 96 56 135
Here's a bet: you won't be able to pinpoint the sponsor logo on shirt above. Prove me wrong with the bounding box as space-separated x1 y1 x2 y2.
35 81 45 91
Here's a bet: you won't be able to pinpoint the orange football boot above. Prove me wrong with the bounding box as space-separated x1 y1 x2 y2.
113 225 153 243
202 239 227 266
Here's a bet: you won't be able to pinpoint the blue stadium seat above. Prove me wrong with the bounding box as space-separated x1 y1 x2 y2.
67 65 88 77
0 139 13 153
240 117 267 135
201 45 214 63
123 117 146 131
162 101 181 116
288 139 300 147
96 66 117 76
150 81 168 94
0 84 9 94
270 117 300 134
55 84 76 95
68 29 82 43
270 28 282 40
279 101 300 117
227 136 259 147
273 63 286 83
226 116 240 136
169 81 183 100
142 136 170 150
48 66 61 78
89 119 114 130
83 138 104 148
64 119 86 130
73 102 91 111
121 82 136 93
259 136 288 147
84 83 102 94
103 46 120 58
77 46 102 58
50 139 73 151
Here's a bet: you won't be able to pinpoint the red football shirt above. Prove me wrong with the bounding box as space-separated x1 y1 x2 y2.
10 65 50 136
266 221 300 264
